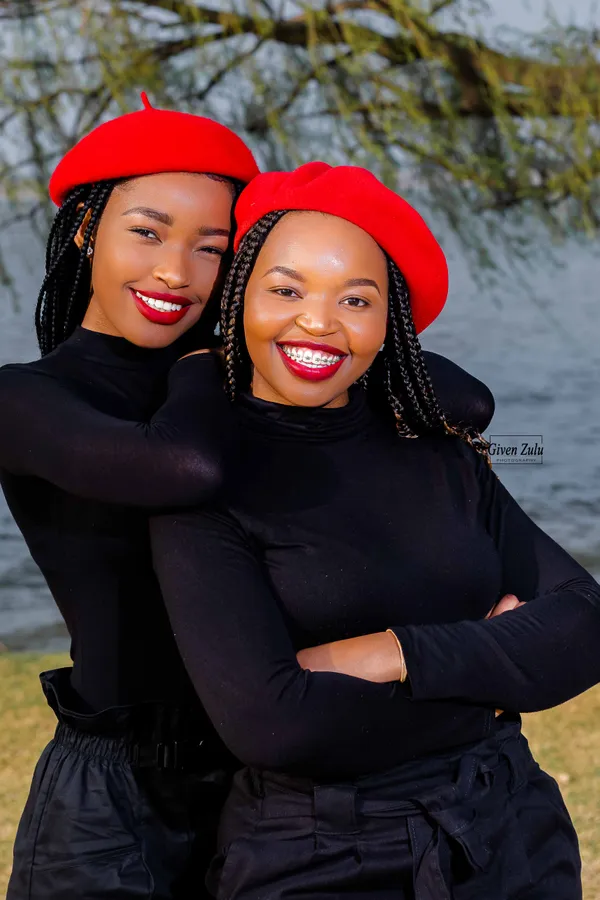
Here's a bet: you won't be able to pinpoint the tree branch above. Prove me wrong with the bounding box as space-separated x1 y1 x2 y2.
116 0 600 118
5 0 600 119
430 0 459 15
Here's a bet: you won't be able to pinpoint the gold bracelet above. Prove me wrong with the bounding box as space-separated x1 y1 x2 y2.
386 629 408 683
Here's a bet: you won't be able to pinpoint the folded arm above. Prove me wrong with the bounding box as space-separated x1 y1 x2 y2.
392 446 600 711
302 442 600 713
149 507 489 776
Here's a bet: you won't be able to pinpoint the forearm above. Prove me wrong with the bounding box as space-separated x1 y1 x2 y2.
151 511 490 776
296 630 406 683
394 587 600 711
0 354 234 506
179 649 489 776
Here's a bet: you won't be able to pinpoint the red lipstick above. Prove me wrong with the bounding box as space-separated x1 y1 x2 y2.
276 341 347 383
130 288 193 326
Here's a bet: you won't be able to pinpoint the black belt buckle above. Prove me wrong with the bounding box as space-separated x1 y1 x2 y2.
155 738 206 771
155 741 175 769
129 737 213 771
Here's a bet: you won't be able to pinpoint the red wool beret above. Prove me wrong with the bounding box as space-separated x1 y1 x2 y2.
234 161 448 334
49 92 260 206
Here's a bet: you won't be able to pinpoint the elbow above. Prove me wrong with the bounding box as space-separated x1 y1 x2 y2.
214 673 334 770
220 710 324 771
175 451 226 505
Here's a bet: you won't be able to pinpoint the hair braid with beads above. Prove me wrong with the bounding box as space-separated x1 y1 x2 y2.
36 174 244 357
220 211 493 467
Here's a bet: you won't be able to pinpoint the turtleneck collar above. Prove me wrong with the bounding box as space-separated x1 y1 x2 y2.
59 326 182 370
236 386 373 442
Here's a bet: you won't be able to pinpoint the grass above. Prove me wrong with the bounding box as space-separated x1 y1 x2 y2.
0 654 599 898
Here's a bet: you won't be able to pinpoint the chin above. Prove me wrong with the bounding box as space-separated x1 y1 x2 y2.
279 380 350 408
120 317 197 350
122 330 178 349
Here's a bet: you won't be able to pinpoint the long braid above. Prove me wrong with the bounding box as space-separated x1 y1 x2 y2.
372 257 492 465
36 180 117 356
220 211 492 467
37 187 88 354
387 260 440 429
221 210 288 401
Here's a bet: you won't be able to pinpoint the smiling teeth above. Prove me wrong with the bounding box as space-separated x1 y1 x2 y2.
280 345 343 368
135 291 183 312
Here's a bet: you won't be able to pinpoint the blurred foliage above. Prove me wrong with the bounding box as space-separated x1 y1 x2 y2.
0 0 599 282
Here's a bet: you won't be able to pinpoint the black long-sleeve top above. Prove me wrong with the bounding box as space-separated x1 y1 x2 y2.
0 327 494 714
150 389 600 779
0 327 233 711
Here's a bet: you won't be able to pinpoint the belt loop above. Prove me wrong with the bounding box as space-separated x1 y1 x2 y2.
249 768 265 798
313 784 359 835
501 736 528 794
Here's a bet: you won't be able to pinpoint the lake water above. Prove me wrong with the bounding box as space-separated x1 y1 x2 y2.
0 216 599 652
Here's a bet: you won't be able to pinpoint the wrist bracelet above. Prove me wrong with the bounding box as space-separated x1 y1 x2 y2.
386 629 408 683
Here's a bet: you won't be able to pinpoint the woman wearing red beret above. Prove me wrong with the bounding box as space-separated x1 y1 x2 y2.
0 112 494 898
0 95 261 900
151 162 597 898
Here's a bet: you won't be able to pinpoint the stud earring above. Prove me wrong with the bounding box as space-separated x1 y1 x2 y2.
87 246 94 257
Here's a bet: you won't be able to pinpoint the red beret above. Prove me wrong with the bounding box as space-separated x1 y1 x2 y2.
234 161 448 334
49 92 260 206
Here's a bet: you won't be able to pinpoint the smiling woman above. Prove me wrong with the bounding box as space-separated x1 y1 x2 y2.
0 96 261 900
243 212 389 405
149 162 596 900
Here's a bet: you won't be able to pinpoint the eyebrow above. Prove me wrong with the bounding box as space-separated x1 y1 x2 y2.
343 277 381 295
122 207 173 226
198 225 230 238
122 208 230 238
263 265 306 282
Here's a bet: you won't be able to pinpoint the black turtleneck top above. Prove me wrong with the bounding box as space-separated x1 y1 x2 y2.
0 327 232 711
0 327 493 714
150 390 600 779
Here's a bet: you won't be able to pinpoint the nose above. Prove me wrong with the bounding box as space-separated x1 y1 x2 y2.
295 297 338 336
152 243 191 291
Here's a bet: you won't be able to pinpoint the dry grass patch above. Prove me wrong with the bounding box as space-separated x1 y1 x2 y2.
0 653 67 898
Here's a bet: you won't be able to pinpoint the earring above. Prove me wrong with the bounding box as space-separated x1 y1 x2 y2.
379 342 385 352
86 246 94 257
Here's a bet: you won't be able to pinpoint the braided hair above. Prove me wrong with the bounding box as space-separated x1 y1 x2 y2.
220 210 493 467
36 174 244 357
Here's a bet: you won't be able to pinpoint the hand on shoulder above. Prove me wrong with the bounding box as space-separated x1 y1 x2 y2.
179 347 224 361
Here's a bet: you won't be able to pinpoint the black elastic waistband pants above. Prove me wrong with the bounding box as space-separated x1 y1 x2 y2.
7 668 235 900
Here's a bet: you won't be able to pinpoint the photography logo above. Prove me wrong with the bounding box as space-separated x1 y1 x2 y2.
487 435 544 465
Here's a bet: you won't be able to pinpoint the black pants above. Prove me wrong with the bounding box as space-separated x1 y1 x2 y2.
209 722 582 899
7 668 236 900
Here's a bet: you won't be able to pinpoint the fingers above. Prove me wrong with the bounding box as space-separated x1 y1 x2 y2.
178 349 213 359
487 593 524 619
